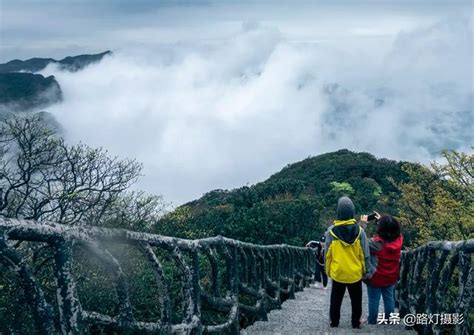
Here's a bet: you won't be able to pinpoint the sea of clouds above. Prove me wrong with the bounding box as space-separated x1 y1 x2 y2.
42 18 473 205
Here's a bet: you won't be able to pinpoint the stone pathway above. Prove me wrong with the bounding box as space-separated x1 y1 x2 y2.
242 281 416 334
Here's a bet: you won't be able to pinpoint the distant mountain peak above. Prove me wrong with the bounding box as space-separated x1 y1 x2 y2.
0 51 112 73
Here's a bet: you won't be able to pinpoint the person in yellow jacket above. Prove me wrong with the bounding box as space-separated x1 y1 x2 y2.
324 196 374 329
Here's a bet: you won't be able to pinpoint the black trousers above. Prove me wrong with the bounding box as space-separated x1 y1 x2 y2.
330 279 362 328
314 262 328 287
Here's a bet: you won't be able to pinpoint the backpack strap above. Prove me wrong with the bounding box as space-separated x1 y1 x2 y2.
329 229 338 239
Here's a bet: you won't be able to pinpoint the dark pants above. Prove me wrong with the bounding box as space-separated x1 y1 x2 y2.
330 280 362 328
314 262 328 287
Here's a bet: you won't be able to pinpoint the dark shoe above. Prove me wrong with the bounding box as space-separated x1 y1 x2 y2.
352 321 362 328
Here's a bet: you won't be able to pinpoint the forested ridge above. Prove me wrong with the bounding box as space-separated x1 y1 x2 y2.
0 51 112 73
157 150 408 245
157 149 473 247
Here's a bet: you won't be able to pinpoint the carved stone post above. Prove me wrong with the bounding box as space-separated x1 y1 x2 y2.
52 239 81 334
190 250 202 335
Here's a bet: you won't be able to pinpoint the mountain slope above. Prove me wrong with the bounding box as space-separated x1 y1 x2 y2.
157 150 415 245
0 73 62 111
0 51 111 73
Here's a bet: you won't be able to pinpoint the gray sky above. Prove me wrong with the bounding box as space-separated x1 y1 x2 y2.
0 1 472 205
1 1 471 62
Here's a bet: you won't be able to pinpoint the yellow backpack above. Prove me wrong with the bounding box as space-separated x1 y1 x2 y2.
325 226 365 284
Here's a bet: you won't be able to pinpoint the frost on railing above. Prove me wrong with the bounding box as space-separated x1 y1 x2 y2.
0 218 315 334
397 239 473 335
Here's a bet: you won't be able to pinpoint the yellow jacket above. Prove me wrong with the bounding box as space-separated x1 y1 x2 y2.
324 219 371 283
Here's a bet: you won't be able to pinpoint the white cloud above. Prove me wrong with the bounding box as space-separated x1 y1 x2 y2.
41 18 472 205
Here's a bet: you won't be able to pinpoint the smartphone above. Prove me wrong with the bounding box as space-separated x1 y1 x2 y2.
367 213 378 221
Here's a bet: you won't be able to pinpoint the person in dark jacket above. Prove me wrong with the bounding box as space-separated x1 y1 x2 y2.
361 214 403 324
306 236 328 289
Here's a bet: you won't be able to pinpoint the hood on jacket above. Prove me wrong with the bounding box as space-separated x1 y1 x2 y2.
330 223 361 245
336 196 355 220
373 235 403 255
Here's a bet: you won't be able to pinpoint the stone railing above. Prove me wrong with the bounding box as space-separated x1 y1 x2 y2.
397 239 473 335
0 218 315 334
